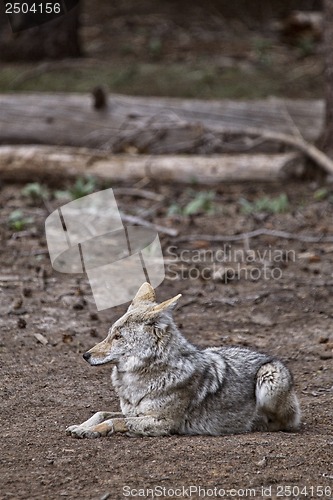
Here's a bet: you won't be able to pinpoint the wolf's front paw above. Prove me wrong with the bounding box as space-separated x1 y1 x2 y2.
66 425 80 436
66 425 102 439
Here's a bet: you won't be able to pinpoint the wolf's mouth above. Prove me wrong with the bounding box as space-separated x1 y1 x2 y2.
82 352 113 366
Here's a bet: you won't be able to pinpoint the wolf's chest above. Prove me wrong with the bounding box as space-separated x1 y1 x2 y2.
112 370 175 417
112 371 150 412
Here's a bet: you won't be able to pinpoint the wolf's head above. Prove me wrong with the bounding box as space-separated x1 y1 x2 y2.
83 283 182 368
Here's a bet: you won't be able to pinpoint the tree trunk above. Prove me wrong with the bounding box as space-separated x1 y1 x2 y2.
318 0 333 157
0 5 81 61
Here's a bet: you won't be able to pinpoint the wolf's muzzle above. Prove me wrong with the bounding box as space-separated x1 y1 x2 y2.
83 352 91 362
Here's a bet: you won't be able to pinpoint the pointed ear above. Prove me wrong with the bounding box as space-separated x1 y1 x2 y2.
130 282 156 307
150 294 182 316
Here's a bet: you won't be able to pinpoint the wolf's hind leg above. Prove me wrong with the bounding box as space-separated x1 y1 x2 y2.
255 361 301 431
66 411 123 438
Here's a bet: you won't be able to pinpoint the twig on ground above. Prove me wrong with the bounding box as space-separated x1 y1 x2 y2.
38 267 47 291
42 197 54 214
202 292 269 307
113 188 164 202
11 230 37 239
136 202 164 219
23 249 49 256
176 228 333 243
177 298 197 309
120 212 178 237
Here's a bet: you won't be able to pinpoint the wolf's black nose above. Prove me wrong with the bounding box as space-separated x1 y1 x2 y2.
83 352 91 361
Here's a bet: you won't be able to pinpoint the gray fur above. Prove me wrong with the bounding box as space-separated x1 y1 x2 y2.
66 283 301 438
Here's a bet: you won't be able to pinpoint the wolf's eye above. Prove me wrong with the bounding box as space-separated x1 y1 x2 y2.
113 331 121 340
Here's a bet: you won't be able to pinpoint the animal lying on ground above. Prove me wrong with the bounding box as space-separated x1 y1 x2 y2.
66 282 301 438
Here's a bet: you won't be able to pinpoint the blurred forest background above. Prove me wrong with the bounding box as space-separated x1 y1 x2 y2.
0 0 325 99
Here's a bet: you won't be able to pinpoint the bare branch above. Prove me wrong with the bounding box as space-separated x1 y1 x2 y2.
120 212 178 237
113 188 164 202
176 228 333 244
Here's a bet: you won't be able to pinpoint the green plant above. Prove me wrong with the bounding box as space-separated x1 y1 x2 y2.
253 38 273 66
297 35 316 58
167 203 182 216
8 209 33 231
54 189 72 201
55 176 97 201
148 37 163 59
240 194 289 214
21 182 49 201
313 187 329 201
168 191 215 216
184 191 215 215
70 176 97 199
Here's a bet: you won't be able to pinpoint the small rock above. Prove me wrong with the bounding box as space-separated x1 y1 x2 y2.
17 317 27 329
22 287 32 298
90 328 98 338
319 352 333 360
34 333 48 346
61 295 86 310
72 299 86 310
256 456 267 467
62 334 73 344
12 297 23 310
250 313 274 327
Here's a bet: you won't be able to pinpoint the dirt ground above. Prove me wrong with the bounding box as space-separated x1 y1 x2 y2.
1 179 333 500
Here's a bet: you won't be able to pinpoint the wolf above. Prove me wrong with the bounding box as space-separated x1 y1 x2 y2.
66 282 301 438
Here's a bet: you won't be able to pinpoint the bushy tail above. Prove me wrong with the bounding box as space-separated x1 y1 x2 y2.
255 361 301 431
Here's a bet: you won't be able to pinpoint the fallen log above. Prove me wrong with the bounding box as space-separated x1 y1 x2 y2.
0 93 324 153
0 145 301 184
